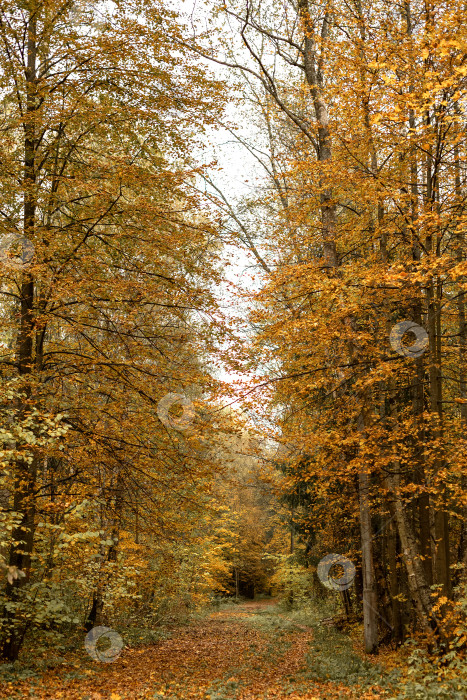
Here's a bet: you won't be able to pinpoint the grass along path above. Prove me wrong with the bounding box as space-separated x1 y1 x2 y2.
2 599 392 699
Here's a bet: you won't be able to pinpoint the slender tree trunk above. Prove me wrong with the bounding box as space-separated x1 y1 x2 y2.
454 140 467 578
86 467 124 630
297 0 337 270
290 503 295 554
358 469 379 651
1 7 38 662
405 26 434 587
385 464 436 638
298 0 378 651
424 108 450 598
386 518 403 642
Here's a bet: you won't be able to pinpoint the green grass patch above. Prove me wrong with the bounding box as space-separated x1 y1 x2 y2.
302 624 386 687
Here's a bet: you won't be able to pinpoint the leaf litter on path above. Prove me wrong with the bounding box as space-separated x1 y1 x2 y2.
5 600 387 699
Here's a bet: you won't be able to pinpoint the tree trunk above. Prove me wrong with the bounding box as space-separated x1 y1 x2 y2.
386 517 403 643
358 468 379 652
454 138 467 581
424 109 450 597
298 0 378 651
290 503 295 554
386 465 436 638
1 7 38 662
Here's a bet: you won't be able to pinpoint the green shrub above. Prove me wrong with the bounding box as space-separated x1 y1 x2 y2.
386 644 467 700
269 555 315 609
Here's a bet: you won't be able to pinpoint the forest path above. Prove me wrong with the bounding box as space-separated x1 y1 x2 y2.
7 599 388 700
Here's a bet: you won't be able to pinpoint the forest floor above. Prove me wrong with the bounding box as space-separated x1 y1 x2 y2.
1 598 396 700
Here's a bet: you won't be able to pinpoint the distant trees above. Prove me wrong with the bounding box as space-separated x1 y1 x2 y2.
210 423 285 599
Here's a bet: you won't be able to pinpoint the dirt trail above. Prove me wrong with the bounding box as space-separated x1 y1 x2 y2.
5 600 386 700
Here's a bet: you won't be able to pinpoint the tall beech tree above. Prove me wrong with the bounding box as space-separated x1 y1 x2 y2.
204 0 467 651
0 0 226 660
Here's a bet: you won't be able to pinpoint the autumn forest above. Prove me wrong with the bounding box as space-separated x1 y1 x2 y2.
0 1 466 698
